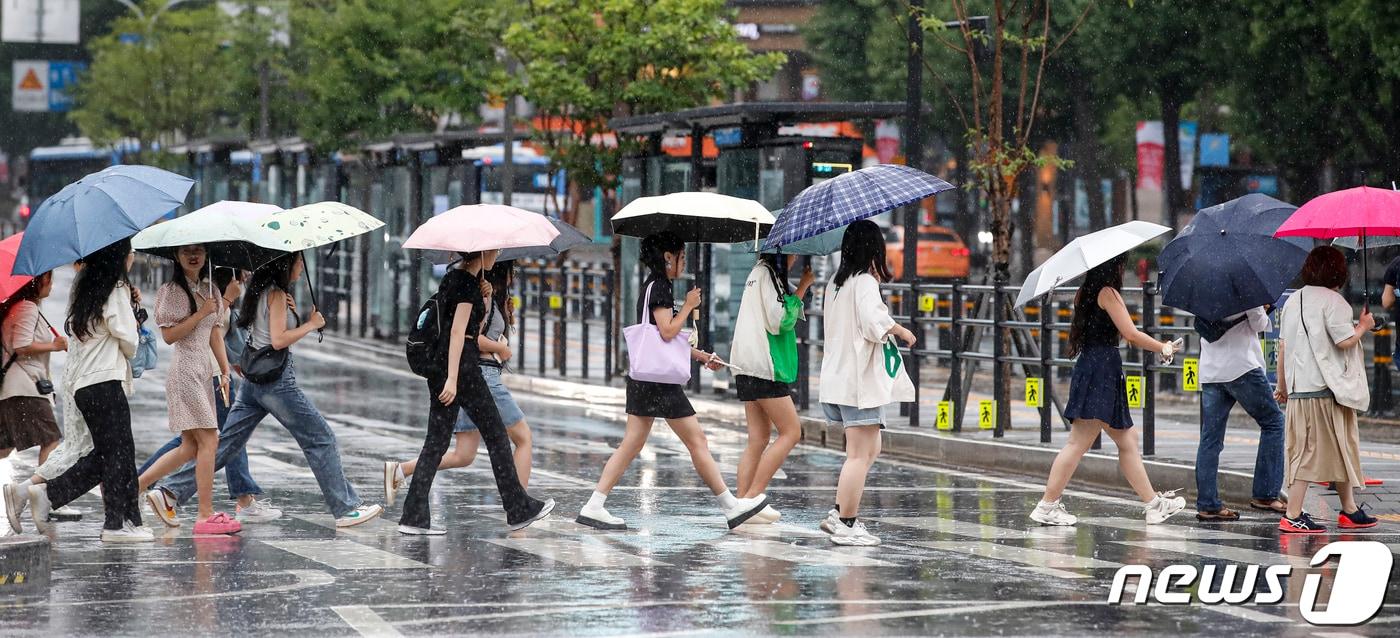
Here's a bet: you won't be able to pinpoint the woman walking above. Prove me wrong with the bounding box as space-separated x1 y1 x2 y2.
576 232 767 531
1030 254 1185 526
729 253 814 524
817 221 916 547
1 271 66 534
133 244 242 535
399 250 553 535
1275 246 1379 532
384 260 534 504
23 239 150 542
148 253 382 528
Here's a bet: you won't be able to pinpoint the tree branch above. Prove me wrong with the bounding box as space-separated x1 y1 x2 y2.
1048 0 1093 59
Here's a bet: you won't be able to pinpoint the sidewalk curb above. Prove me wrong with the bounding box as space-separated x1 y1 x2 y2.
321 333 1259 506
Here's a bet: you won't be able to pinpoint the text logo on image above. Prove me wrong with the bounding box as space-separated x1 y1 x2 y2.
1107 541 1393 626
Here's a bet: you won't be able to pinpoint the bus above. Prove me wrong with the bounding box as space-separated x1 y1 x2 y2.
463 144 566 215
21 137 140 222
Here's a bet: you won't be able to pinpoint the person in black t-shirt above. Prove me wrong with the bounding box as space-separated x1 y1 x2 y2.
575 232 770 532
1381 255 1400 370
397 250 554 534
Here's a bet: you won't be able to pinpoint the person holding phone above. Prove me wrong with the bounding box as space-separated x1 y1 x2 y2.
1030 254 1185 527
576 232 767 531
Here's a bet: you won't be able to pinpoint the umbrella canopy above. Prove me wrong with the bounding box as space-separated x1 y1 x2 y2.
763 164 954 251
498 217 592 261
133 201 289 271
746 226 844 256
1015 220 1172 308
1158 194 1311 321
1275 186 1400 239
14 165 194 275
259 201 385 250
0 233 34 303
611 192 774 243
404 204 561 264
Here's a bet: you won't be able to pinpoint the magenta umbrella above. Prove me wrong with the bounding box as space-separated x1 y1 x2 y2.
1274 186 1400 307
403 204 560 264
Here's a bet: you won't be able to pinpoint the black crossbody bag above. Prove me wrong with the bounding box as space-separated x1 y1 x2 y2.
241 300 300 384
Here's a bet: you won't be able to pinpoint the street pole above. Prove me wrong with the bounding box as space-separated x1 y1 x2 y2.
502 58 517 207
903 0 925 423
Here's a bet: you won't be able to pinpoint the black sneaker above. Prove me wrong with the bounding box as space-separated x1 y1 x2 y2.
1338 504 1379 529
1278 512 1326 534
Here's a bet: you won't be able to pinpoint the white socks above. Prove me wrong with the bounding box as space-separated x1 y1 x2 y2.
586 491 608 511
716 490 738 510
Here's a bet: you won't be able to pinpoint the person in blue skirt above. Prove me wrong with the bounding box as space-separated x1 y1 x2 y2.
1030 255 1186 526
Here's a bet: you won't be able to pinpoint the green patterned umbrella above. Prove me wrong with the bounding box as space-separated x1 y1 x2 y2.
259 201 384 250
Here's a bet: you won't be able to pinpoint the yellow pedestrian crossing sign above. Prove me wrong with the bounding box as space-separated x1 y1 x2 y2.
549 294 563 309
978 400 996 430
936 401 952 431
1125 376 1144 409
1183 357 1200 392
1024 378 1042 408
919 294 936 313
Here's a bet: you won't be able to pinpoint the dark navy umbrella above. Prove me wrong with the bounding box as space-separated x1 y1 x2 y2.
498 217 592 261
1158 194 1311 321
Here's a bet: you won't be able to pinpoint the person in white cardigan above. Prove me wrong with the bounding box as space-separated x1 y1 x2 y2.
817 220 916 547
729 253 814 524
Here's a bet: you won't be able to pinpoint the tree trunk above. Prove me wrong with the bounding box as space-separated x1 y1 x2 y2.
1160 92 1183 230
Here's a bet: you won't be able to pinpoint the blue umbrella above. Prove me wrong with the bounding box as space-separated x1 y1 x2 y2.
15 165 193 275
746 225 844 256
498 217 592 261
1158 194 1311 321
762 164 954 250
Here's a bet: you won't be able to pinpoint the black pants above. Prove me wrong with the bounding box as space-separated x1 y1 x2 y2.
46 381 142 531
400 362 542 528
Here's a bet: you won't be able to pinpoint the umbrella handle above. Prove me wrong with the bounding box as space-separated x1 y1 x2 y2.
304 267 323 343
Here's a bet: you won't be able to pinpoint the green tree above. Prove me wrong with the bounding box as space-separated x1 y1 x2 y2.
69 1 234 158
501 0 785 221
293 0 501 151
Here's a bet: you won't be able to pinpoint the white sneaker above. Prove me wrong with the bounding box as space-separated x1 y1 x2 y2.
4 483 27 534
819 508 840 534
236 498 283 523
1030 499 1078 526
509 498 555 531
336 504 384 528
829 519 881 546
145 489 181 528
725 494 770 529
1144 490 1186 524
576 501 626 531
101 521 155 543
28 484 52 534
50 505 82 521
398 524 446 536
751 505 781 524
383 461 403 507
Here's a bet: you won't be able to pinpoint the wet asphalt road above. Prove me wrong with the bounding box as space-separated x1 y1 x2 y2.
2 330 1400 636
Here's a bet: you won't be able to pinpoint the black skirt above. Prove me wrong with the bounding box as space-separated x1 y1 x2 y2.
1063 345 1134 430
625 377 696 419
735 375 793 402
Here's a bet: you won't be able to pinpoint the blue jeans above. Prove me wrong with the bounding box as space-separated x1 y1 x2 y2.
155 362 361 518
1197 368 1285 511
138 377 262 500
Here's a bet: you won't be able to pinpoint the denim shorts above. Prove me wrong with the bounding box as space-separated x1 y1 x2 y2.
455 365 526 432
821 402 885 429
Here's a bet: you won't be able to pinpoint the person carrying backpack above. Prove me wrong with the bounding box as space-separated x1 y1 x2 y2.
1195 306 1286 521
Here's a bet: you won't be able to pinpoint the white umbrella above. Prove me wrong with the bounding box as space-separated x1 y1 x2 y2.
133 200 288 274
611 192 775 243
1015 220 1172 308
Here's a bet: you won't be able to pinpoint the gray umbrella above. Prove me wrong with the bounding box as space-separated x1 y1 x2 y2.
498 217 592 261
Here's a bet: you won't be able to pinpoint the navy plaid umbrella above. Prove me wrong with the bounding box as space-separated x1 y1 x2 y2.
762 164 954 251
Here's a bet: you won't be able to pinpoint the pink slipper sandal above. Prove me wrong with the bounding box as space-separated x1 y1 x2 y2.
193 512 243 535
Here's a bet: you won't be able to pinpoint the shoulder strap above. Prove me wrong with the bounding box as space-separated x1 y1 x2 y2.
641 281 655 326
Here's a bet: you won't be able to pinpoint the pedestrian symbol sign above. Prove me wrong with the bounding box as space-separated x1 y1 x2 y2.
1024 378 1042 408
1125 376 1144 409
1183 357 1200 392
549 294 563 310
978 400 996 430
936 401 952 431
919 294 935 313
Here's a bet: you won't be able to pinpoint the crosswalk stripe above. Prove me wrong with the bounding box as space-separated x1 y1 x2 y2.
261 540 430 570
906 541 1122 579
1113 539 1313 567
1079 517 1267 540
483 537 666 567
873 516 1077 540
333 605 405 637
707 537 896 567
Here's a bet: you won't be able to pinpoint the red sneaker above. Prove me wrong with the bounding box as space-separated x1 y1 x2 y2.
1279 513 1326 534
1338 505 1379 529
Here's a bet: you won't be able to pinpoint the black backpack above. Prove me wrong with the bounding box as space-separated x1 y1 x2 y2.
405 294 443 378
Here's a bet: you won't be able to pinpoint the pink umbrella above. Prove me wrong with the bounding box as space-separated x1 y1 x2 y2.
403 204 561 264
1274 185 1400 307
0 233 35 303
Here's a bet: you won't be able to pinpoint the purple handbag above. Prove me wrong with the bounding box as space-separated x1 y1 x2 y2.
624 282 692 384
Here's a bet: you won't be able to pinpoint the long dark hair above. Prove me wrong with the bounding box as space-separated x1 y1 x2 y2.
238 252 298 330
484 260 513 339
834 220 892 287
640 232 684 281
1066 255 1126 358
757 253 790 300
67 238 131 341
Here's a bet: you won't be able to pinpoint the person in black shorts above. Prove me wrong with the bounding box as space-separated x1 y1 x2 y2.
576 232 769 531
